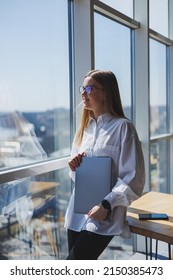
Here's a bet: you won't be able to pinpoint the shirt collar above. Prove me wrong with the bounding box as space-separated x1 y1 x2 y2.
89 112 113 124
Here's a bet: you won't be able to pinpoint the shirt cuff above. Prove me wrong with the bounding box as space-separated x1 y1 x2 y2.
104 178 139 208
69 170 75 182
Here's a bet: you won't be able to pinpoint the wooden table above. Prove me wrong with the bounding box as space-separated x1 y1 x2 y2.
127 192 173 259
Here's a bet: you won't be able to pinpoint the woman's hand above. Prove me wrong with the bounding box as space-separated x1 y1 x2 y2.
87 205 109 221
68 152 85 171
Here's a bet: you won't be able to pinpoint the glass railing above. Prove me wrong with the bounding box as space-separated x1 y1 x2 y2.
0 168 70 260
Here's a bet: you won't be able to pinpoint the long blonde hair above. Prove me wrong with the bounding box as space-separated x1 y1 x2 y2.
75 70 126 146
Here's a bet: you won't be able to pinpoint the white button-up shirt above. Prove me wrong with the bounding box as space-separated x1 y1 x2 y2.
64 113 145 237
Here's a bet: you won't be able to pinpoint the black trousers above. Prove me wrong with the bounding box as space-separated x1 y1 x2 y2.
66 229 113 260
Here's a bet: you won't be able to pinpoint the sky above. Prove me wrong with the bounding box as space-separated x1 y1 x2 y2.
102 0 133 17
0 0 69 112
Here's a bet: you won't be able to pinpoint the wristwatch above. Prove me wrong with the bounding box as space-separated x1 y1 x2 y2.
101 199 111 219
101 199 111 211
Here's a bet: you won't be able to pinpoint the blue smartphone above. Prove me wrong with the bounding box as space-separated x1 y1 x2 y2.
138 213 168 220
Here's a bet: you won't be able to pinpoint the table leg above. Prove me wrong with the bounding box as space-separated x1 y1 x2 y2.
150 238 152 259
145 236 148 260
155 240 158 260
168 244 171 260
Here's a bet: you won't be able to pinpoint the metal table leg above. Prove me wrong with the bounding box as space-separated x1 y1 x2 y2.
150 238 152 259
145 236 148 260
155 240 158 260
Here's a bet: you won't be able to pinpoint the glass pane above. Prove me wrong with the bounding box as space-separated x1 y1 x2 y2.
0 168 71 259
99 0 133 18
94 13 132 119
149 39 168 136
149 0 168 37
0 0 70 170
150 141 169 193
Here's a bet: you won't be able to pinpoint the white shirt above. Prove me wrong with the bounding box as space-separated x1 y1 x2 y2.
64 113 145 237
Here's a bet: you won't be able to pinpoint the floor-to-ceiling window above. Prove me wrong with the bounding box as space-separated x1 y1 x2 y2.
0 0 72 260
149 0 172 193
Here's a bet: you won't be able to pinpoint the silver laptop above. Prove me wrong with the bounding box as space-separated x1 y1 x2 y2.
74 156 113 214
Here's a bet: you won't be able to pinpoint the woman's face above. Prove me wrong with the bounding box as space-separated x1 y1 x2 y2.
81 76 107 118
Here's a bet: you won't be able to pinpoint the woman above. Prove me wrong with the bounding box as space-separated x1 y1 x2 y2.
64 70 145 259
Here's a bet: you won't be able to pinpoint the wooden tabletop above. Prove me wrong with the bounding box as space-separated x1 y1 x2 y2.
29 181 59 198
127 192 173 244
29 181 59 193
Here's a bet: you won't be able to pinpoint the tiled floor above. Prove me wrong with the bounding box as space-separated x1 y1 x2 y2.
99 235 134 260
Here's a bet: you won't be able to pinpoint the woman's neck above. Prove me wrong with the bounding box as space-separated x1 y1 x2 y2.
93 109 108 120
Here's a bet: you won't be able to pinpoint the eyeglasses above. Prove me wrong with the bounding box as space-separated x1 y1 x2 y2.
79 85 104 95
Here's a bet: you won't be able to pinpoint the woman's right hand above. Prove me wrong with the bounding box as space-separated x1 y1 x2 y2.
68 152 85 171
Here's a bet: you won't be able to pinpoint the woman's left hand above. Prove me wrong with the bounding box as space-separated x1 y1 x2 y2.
87 205 109 221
